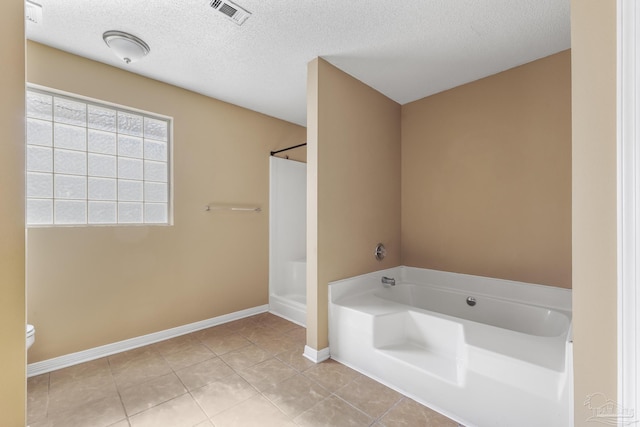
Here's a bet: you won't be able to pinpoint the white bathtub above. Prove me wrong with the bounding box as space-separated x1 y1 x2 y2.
329 266 572 427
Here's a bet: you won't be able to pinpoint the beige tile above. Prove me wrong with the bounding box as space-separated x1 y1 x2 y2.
28 390 49 424
175 356 234 391
200 332 251 355
237 358 297 391
27 391 49 423
108 347 159 373
284 326 307 344
379 398 458 427
43 363 114 419
223 317 261 334
161 342 214 371
27 402 49 424
129 394 207 427
303 359 360 393
111 352 172 390
236 314 263 324
191 373 258 417
262 374 330 418
46 394 126 427
252 333 300 355
150 334 201 357
237 323 280 343
119 372 187 416
295 395 373 427
275 347 315 372
50 358 111 386
210 394 297 427
48 370 118 415
28 374 50 423
254 313 300 333
30 323 439 427
335 374 402 418
28 373 50 393
195 324 234 342
219 343 270 371
250 312 276 323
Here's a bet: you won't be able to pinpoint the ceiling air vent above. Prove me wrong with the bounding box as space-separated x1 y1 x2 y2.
25 0 43 24
209 0 251 26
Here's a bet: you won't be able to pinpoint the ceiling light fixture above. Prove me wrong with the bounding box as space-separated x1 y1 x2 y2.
102 30 150 64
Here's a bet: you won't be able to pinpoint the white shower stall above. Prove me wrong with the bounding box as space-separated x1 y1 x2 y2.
269 156 306 325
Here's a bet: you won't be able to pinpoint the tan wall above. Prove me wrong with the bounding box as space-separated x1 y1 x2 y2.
401 51 572 288
26 42 305 362
571 0 618 424
306 58 401 349
0 0 26 425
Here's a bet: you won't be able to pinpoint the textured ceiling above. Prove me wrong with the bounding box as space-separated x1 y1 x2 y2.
26 0 570 126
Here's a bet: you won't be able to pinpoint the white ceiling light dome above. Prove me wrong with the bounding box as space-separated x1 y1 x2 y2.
103 30 150 64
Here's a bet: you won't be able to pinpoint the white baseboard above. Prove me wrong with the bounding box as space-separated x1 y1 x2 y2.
27 304 269 377
303 345 330 363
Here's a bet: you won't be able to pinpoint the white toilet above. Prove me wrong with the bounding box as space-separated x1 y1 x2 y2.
26 324 35 350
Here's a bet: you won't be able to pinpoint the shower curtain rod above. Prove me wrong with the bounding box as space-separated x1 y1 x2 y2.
270 143 307 156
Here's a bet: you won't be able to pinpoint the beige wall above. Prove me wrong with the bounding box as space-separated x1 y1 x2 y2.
401 51 572 288
26 42 305 362
0 0 26 425
306 58 401 349
571 0 618 424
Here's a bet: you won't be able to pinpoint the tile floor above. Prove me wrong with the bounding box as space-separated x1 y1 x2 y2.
27 312 459 427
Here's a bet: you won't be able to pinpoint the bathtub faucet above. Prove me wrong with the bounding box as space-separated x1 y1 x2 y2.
381 276 396 287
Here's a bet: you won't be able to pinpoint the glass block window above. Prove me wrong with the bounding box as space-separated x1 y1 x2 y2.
26 87 171 226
